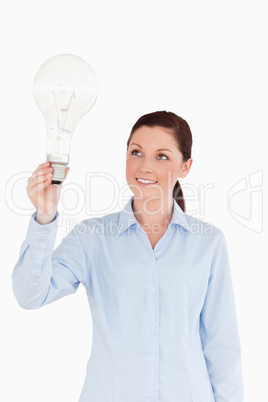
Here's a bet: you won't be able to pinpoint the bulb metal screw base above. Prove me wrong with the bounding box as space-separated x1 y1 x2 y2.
51 163 66 185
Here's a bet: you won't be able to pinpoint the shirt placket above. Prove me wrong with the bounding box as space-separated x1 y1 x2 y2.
138 228 160 402
146 267 160 402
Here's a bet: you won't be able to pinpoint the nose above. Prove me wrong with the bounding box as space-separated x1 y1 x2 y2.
138 157 154 173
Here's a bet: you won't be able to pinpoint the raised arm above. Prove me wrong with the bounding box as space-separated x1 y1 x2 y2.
12 162 88 309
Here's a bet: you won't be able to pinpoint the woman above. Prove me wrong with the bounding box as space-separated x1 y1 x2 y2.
12 111 243 401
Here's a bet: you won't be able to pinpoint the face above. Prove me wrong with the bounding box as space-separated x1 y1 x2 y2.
126 125 193 201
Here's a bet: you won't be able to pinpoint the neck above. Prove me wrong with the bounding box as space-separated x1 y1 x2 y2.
132 196 174 229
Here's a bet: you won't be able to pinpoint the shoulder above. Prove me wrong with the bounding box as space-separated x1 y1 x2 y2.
184 212 226 243
182 214 229 267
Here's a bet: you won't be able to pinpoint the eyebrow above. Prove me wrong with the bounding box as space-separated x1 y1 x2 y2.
129 143 174 154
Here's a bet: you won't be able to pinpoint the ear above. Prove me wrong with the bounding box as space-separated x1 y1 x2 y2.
179 158 193 179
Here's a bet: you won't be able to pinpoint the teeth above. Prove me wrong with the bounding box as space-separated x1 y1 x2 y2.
137 178 157 184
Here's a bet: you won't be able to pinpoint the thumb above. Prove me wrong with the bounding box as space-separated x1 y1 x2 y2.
64 166 70 179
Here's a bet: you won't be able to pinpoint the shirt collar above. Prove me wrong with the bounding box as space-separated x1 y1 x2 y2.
117 196 191 236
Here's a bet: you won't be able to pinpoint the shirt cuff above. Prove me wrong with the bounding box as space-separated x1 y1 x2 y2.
26 211 59 245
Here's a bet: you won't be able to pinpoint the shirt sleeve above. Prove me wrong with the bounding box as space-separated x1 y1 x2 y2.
12 212 88 310
199 230 244 402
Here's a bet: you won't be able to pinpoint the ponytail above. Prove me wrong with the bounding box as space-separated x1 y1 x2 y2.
173 180 185 212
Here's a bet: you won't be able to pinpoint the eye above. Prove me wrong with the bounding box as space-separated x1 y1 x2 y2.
157 153 169 160
131 149 142 156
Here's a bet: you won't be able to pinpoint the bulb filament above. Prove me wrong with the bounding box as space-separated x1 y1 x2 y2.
53 85 75 130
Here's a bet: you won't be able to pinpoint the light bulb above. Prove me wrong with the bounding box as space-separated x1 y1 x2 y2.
33 54 98 184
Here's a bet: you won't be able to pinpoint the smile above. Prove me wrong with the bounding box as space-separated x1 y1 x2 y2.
136 178 157 185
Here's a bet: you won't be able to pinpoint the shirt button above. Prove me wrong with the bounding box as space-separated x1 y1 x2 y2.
151 329 156 335
150 276 155 281
150 316 156 322
151 288 155 293
151 369 155 375
150 357 155 363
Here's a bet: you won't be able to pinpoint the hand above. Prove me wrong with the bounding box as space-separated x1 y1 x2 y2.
27 162 70 224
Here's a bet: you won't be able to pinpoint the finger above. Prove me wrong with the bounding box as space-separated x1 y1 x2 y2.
37 161 51 170
32 167 53 179
27 175 53 194
28 172 53 189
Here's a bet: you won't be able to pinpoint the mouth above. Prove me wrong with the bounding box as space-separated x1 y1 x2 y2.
136 178 158 186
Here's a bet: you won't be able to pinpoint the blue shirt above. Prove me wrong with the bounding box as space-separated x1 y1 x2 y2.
12 196 243 402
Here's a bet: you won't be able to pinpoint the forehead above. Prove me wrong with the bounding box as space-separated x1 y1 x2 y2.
130 125 178 148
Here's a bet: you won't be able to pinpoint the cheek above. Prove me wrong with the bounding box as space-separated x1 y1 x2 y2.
158 165 181 185
126 158 135 178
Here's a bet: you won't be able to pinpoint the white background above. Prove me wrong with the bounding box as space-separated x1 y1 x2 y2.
1 0 267 401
